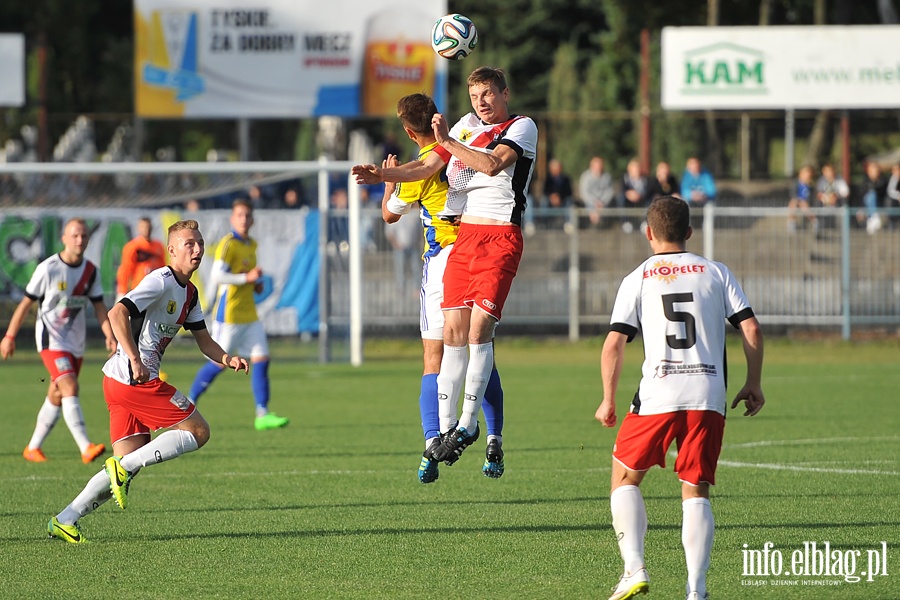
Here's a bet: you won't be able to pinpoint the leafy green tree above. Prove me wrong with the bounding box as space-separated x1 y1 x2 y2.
0 1 132 153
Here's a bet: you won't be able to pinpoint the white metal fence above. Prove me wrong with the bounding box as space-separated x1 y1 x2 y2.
333 194 900 358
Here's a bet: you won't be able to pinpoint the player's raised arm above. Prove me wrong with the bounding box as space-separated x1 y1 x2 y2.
432 112 519 178
352 151 444 185
381 155 402 224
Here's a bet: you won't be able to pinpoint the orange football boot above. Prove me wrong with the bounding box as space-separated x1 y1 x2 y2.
81 442 106 464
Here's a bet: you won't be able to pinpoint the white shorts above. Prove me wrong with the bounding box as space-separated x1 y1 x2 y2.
210 320 269 358
420 244 451 340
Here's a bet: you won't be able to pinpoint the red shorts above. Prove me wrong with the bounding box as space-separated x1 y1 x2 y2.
441 222 523 320
613 410 725 486
103 376 196 444
40 350 83 382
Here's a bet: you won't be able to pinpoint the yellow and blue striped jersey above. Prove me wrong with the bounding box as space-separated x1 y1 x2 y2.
394 142 458 258
212 231 258 324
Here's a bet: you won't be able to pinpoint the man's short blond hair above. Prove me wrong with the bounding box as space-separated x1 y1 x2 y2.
63 217 87 231
167 219 200 242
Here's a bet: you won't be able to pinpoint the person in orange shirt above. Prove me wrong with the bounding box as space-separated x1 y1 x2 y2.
117 217 166 299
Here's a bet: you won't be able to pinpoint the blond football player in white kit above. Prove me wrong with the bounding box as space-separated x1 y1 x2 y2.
595 196 765 600
48 220 250 543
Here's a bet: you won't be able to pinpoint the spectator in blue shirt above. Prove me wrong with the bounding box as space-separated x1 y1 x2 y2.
681 157 716 207
788 165 818 233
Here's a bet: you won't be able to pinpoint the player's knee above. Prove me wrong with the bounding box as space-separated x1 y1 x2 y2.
193 424 211 448
56 375 79 397
186 414 211 447
682 481 710 500
468 311 498 345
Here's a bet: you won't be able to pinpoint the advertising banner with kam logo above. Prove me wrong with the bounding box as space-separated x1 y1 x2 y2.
135 0 448 117
662 26 900 109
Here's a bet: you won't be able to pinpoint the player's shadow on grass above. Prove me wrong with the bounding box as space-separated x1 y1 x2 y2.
106 518 900 543
7 519 900 544
9 487 895 521
204 444 619 460
3 493 721 522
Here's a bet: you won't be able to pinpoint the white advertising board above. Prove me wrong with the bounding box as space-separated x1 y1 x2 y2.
662 26 900 109
135 0 448 118
0 34 25 107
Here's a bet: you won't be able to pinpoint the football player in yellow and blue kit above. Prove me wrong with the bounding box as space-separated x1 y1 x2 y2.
380 93 504 483
189 199 289 430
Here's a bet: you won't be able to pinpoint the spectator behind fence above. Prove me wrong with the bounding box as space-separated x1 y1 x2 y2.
579 156 615 227
619 158 651 233
681 157 716 208
648 161 679 201
543 158 573 229
815 163 850 231
279 186 306 209
787 165 818 233
544 158 573 209
246 184 275 210
816 163 849 208
328 187 350 246
887 164 900 226
858 161 888 234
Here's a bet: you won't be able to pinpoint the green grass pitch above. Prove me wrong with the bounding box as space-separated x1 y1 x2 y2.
0 337 897 599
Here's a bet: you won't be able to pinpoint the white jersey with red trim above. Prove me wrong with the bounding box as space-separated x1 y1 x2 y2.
609 251 753 416
103 267 205 384
24 254 103 356
436 113 537 225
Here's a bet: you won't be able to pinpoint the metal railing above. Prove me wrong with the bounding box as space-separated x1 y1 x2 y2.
333 200 900 353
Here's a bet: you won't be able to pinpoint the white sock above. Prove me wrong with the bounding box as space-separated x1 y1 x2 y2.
61 396 91 453
57 469 113 525
28 398 60 449
436 345 467 432
487 434 502 445
682 497 713 596
611 484 647 574
120 430 199 472
457 342 493 432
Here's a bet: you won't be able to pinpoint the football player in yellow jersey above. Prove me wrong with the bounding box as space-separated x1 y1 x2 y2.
380 93 505 483
189 199 289 431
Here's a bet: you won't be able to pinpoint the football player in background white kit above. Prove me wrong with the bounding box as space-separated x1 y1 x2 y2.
1 218 116 464
595 196 765 600
48 219 250 544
